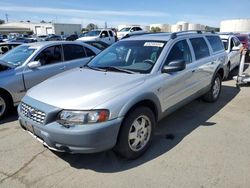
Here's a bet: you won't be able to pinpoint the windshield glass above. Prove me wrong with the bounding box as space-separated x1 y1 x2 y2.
0 45 36 66
222 39 228 50
81 31 101 37
87 40 165 73
120 27 131 32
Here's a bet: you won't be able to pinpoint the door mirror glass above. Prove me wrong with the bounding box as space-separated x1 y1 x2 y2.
27 61 41 69
162 60 186 73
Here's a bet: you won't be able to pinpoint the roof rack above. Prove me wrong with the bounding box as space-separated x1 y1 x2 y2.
170 30 215 39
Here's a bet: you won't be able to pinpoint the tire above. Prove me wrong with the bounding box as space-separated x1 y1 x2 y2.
0 93 11 120
114 107 155 160
202 73 222 103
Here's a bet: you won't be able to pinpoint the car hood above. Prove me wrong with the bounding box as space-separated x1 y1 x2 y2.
77 36 98 41
27 68 146 110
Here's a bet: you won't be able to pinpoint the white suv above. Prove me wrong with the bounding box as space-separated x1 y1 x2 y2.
219 34 242 79
117 26 143 40
77 29 116 45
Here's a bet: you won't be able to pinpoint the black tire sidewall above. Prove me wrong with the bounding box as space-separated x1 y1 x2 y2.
211 74 222 101
0 93 10 120
114 106 155 159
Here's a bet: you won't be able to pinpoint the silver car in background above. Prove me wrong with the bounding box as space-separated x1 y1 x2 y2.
0 41 100 119
18 31 227 159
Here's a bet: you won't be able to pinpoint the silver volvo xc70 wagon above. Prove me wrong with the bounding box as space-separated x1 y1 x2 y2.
18 31 227 159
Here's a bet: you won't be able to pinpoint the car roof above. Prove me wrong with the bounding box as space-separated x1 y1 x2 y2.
21 41 88 48
219 34 232 40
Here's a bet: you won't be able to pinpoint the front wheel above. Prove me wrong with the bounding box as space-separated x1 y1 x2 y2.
202 73 222 103
114 107 155 159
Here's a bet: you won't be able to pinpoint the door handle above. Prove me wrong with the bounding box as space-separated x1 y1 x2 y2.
59 66 66 70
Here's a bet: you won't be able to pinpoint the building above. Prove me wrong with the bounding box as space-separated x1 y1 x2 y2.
220 19 250 33
0 22 81 35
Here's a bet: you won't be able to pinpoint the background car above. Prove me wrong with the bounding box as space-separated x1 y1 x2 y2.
45 34 62 41
77 29 116 45
65 34 78 41
0 42 23 55
84 40 110 50
219 34 242 79
117 26 143 40
0 41 100 119
235 34 250 58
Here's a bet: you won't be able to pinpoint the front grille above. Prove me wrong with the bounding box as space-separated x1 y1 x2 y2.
21 102 46 124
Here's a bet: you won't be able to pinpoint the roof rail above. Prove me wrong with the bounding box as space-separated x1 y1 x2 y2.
121 31 165 39
170 30 215 39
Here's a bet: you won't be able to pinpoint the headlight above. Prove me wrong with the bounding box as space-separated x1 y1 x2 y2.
57 110 109 126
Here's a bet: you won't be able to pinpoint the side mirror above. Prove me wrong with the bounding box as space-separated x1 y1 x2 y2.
100 33 106 38
162 60 186 73
27 61 41 69
232 46 240 51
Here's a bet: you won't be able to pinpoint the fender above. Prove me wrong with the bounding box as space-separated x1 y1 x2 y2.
118 92 162 121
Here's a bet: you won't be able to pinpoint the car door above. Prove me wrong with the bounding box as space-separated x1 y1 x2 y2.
23 45 66 90
62 44 92 70
160 39 196 110
100 31 111 45
108 30 115 44
188 37 214 91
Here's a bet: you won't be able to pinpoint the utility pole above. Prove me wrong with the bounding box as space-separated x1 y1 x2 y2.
104 21 107 29
5 13 8 23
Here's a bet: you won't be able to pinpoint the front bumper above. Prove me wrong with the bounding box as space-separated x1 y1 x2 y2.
18 97 123 153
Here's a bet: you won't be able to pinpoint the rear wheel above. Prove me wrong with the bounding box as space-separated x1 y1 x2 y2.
224 63 230 80
114 107 155 159
202 73 222 103
0 93 11 120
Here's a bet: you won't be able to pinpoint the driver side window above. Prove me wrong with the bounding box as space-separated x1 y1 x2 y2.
101 31 109 38
165 40 192 65
34 45 62 66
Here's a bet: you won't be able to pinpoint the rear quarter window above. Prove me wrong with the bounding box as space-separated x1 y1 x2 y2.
206 36 224 52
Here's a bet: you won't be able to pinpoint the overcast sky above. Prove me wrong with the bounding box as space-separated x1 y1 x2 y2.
0 0 249 27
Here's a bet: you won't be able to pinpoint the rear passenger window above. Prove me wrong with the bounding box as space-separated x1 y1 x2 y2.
108 31 113 37
206 36 224 52
166 40 192 64
35 45 62 66
85 47 96 57
190 38 210 60
63 44 86 61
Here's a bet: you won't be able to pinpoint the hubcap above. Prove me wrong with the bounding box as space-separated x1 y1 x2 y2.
128 115 152 152
212 77 221 99
0 97 6 116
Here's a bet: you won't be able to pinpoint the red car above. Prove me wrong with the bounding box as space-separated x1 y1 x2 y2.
236 34 250 57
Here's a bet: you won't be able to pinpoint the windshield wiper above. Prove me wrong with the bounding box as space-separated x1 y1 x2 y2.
98 66 136 74
83 64 106 72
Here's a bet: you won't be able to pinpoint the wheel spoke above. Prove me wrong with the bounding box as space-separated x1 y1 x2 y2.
132 120 141 131
140 118 146 128
129 131 137 140
132 138 140 148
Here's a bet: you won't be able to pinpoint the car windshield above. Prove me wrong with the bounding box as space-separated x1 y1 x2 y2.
82 31 101 37
0 45 36 66
222 39 228 50
120 27 131 32
87 40 165 74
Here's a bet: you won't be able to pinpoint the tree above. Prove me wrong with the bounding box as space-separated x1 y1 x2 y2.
0 19 5 24
151 27 161 32
86 23 98 31
81 28 88 32
26 20 30 23
40 20 46 23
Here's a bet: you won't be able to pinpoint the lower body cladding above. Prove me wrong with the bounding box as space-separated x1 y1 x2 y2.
18 112 123 154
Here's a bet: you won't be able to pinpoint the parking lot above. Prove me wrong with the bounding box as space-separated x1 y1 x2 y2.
0 62 249 188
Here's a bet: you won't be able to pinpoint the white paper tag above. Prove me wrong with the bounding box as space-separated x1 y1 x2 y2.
144 42 164 47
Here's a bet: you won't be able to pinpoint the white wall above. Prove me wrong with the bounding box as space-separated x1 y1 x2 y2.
220 19 250 32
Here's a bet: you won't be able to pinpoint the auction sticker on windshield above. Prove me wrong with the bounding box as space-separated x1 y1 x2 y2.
144 42 164 47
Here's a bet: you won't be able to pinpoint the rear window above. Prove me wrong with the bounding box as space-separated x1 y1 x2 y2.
63 44 86 61
206 36 224 52
190 37 210 60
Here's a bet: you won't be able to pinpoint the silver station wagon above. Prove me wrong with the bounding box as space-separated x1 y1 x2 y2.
18 31 227 159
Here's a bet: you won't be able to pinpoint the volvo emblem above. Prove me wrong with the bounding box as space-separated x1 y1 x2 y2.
27 109 35 117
